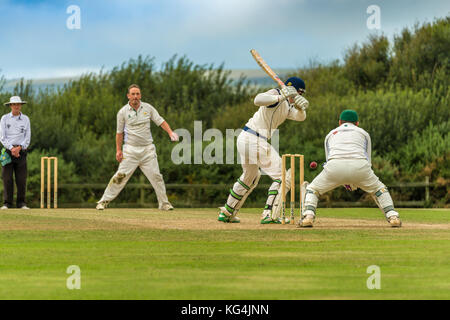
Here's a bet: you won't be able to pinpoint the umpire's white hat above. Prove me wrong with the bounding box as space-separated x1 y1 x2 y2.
4 96 27 106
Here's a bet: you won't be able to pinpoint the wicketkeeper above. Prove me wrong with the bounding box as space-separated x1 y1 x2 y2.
218 77 309 224
298 109 402 228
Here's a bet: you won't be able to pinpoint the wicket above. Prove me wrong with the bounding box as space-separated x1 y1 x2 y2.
281 154 304 225
40 157 58 209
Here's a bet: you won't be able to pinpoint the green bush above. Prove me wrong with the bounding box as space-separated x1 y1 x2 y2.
344 34 391 89
388 121 450 178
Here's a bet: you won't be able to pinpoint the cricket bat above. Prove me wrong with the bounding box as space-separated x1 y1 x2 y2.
250 49 286 88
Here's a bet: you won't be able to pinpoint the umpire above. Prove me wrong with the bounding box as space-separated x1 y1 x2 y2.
0 96 31 209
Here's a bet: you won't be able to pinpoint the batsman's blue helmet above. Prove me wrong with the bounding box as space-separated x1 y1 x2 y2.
285 77 306 94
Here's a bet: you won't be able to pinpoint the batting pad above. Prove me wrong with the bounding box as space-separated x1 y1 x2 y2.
372 188 398 218
225 171 261 216
271 169 292 219
303 188 319 217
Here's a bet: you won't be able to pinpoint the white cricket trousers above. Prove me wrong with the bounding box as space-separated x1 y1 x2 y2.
237 131 282 182
309 159 385 195
99 143 171 208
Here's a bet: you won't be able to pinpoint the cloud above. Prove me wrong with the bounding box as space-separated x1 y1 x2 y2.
0 0 449 78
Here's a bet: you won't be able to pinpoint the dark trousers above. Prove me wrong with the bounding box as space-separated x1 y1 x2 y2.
2 150 27 208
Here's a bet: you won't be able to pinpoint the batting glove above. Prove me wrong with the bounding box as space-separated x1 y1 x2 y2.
294 95 309 111
279 86 298 101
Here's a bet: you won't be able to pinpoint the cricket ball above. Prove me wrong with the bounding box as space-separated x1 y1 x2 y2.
310 161 318 170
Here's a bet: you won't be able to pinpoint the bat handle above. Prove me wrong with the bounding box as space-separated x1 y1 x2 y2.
277 79 285 88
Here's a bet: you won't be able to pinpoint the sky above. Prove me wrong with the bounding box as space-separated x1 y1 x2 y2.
0 0 449 79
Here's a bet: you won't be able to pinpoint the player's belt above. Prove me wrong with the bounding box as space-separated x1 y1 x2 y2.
243 126 268 141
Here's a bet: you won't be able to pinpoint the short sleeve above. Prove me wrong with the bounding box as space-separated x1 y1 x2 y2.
149 105 165 126
116 108 125 133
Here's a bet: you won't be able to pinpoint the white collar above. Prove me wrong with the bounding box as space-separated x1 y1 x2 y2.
128 102 141 111
9 112 22 119
340 122 356 128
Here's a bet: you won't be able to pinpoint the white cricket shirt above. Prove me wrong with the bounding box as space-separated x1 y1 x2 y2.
245 89 306 139
0 112 31 150
324 123 372 164
116 102 165 146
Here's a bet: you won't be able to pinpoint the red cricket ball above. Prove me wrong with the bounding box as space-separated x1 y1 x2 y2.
310 161 318 169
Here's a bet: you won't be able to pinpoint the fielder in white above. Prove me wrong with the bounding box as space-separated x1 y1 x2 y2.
298 109 402 228
96 84 179 211
218 77 310 224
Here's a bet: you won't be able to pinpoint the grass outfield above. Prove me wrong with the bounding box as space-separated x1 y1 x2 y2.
0 208 448 300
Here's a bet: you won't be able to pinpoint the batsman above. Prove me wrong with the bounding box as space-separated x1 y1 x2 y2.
218 76 309 224
298 109 402 228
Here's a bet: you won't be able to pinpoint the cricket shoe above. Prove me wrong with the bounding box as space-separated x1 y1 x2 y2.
298 214 315 228
96 201 109 210
272 217 291 224
260 215 274 224
260 215 290 224
218 208 240 223
388 215 402 228
218 212 240 223
159 203 174 211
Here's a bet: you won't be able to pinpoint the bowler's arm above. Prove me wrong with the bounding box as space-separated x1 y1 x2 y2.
160 121 179 141
116 109 125 162
116 133 124 162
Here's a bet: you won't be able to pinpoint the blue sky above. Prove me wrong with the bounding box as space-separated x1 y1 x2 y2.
0 0 449 79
